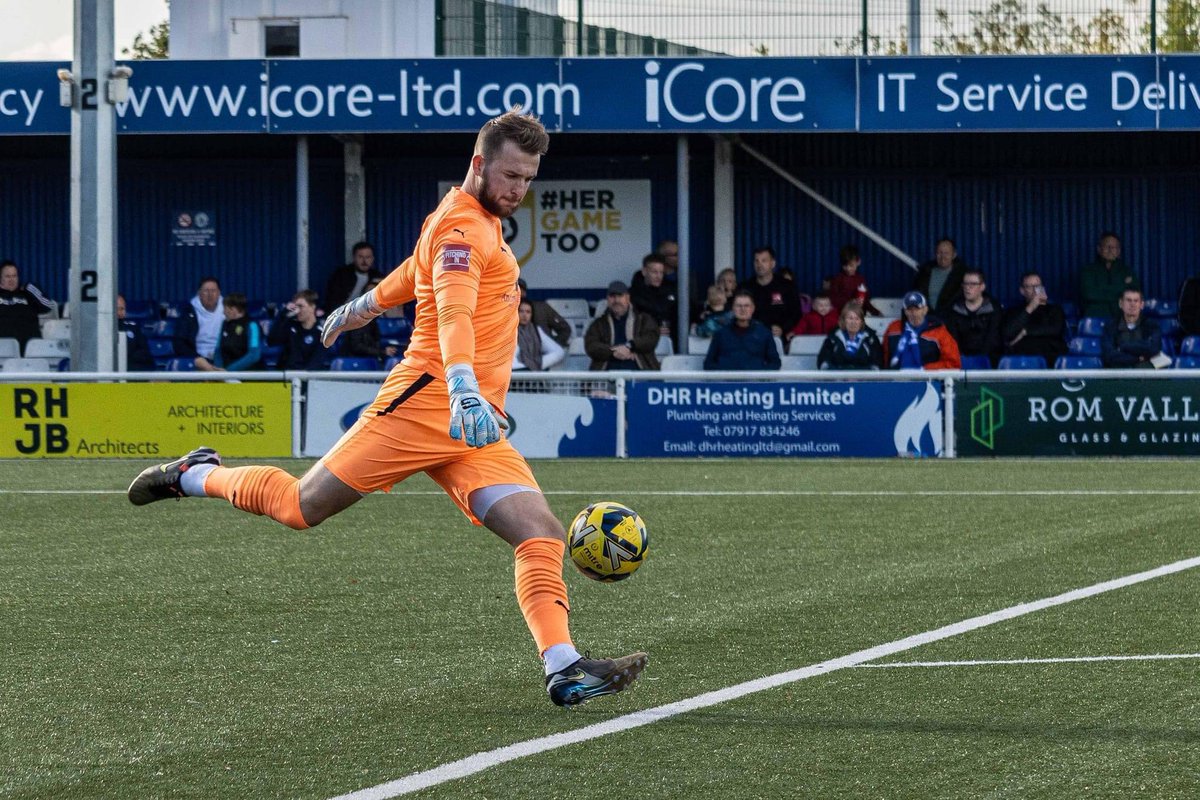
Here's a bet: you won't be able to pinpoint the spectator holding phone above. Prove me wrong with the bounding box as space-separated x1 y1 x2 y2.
1001 271 1067 366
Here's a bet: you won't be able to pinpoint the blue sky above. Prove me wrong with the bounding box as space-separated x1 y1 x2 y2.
1 0 168 60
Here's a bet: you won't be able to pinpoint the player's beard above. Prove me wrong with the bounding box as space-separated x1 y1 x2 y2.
477 170 515 219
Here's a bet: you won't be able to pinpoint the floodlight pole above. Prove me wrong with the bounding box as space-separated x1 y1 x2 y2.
67 0 121 372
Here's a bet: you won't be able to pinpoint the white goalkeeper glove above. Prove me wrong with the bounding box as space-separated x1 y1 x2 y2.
446 364 506 448
321 289 383 348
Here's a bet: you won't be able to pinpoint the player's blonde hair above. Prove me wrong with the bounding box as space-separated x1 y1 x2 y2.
476 106 549 160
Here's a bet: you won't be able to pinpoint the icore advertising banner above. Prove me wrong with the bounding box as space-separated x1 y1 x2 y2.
0 382 291 458
303 379 616 457
626 380 944 458
956 378 1200 456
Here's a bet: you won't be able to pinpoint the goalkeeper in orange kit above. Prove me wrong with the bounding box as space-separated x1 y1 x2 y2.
127 109 646 708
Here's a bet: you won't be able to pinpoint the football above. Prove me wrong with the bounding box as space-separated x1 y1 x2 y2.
568 501 649 582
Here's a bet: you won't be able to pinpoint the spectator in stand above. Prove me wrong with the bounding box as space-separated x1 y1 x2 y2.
695 284 733 337
656 239 680 282
913 237 968 312
827 244 881 315
715 267 738 305
1180 273 1200 337
196 293 263 372
789 293 838 339
943 268 1003 366
703 292 781 372
269 289 331 370
516 278 572 347
630 252 677 336
324 241 383 312
0 259 53 351
1001 271 1068 366
513 299 565 372
116 294 155 372
1101 288 1162 369
339 277 400 364
584 281 660 371
1079 232 1139 319
738 246 801 338
818 301 883 370
883 291 961 371
174 276 224 364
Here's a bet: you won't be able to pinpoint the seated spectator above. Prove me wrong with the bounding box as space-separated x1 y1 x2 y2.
1001 271 1068 365
0 259 53 351
694 285 733 337
269 289 331 370
943 268 1003 366
196 293 263 372
789 293 838 339
324 241 383 312
517 278 572 347
883 291 962 370
913 237 967 312
1180 273 1200 337
512 300 565 371
583 281 660 371
1079 232 1139 319
116 294 155 372
630 253 677 336
173 276 224 364
339 277 401 363
818 301 882 370
827 244 881 315
715 267 738 305
738 246 801 338
703 292 781 372
1101 288 1161 369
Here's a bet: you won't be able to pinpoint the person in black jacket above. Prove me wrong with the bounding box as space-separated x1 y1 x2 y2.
0 259 53 351
1001 271 1068 366
117 294 155 371
913 237 968 312
943 268 1003 366
268 289 331 370
1102 288 1162 369
630 252 677 336
324 241 383 312
818 301 882 370
737 246 801 338
703 292 781 371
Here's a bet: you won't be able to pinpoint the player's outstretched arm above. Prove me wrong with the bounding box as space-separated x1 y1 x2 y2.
321 257 417 348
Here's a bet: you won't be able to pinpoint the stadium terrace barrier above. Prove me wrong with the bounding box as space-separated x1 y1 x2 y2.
3 370 1200 459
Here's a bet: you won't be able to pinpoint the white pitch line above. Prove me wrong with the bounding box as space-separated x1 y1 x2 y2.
5 489 1200 497
328 554 1200 800
856 653 1200 669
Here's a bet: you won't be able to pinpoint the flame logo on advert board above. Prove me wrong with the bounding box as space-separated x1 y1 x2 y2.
893 383 943 457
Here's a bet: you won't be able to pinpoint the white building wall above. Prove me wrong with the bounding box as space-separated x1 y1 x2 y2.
170 0 438 59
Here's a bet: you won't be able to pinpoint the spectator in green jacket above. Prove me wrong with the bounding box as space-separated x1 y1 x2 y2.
1079 232 1140 318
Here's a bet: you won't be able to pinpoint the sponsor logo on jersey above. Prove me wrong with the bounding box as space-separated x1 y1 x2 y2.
440 243 472 272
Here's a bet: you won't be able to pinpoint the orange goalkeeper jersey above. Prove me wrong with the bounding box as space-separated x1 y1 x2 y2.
373 187 520 410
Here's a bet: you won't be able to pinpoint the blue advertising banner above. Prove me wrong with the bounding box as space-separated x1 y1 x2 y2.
561 57 857 132
860 55 1160 131
626 380 943 458
7 55 1200 135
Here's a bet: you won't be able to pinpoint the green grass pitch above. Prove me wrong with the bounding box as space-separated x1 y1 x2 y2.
2 458 1198 799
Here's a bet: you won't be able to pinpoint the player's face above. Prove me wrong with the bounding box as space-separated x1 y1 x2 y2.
477 141 540 219
198 280 220 311
0 265 18 290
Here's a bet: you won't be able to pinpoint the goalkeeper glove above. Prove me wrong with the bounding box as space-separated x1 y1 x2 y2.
446 364 505 448
321 289 383 348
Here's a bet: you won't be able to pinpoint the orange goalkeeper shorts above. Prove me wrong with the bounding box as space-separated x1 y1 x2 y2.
318 370 539 525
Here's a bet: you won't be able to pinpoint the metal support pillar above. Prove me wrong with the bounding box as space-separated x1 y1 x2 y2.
296 135 310 292
343 135 366 259
676 135 690 353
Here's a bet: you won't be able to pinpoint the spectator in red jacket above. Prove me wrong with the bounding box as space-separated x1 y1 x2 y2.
883 291 961 371
827 244 881 315
789 294 838 339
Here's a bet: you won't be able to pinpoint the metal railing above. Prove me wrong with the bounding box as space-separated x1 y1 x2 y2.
437 1 1192 57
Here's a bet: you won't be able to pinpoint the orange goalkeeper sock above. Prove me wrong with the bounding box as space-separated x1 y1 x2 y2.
203 466 310 530
514 537 573 654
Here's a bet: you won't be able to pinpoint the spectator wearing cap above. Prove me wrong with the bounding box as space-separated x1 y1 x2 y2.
517 278 572 347
883 290 961 370
584 280 660 371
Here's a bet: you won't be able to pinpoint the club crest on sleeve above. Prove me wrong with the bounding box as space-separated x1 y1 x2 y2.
440 243 472 272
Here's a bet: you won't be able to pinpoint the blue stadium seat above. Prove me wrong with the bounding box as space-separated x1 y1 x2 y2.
1077 317 1107 337
164 357 197 371
1158 317 1180 338
997 355 1047 370
1180 336 1200 355
960 354 992 370
329 357 380 372
1175 355 1200 369
1055 355 1102 370
162 301 189 319
147 337 174 358
57 357 70 372
377 317 413 339
149 319 176 337
261 345 283 368
246 299 270 320
1153 300 1178 318
1067 336 1101 356
122 299 157 321
383 356 403 370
